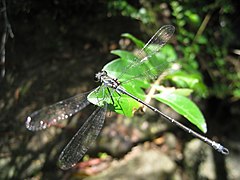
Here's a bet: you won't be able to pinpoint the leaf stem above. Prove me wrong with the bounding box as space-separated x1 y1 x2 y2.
142 71 168 112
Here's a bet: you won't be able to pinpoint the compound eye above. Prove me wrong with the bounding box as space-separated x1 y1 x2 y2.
102 70 107 75
94 75 99 82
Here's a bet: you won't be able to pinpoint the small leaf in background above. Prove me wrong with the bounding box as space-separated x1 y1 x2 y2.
153 85 193 97
233 89 240 99
172 88 193 96
196 35 208 45
184 10 200 25
98 152 109 159
166 71 208 97
168 71 199 87
154 92 207 133
121 33 145 48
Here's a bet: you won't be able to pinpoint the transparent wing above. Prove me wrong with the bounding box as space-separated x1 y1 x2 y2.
138 25 175 59
58 105 106 170
116 25 175 81
26 92 90 131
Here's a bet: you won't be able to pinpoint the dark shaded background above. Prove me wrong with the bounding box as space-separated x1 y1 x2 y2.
0 0 239 179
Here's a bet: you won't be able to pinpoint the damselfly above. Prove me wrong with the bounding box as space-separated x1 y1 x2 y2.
26 25 229 170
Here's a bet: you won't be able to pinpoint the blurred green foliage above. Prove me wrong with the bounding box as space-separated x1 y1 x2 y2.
106 0 239 100
170 0 239 99
107 0 156 24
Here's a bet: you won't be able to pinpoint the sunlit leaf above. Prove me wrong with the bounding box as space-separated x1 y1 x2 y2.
111 50 137 62
173 88 193 96
154 85 193 97
121 33 145 48
154 92 207 133
88 86 142 117
166 71 208 97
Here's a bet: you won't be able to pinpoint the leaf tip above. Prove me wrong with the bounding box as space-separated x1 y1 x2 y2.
201 124 207 133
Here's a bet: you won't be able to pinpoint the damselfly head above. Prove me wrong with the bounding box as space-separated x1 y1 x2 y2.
94 72 101 82
94 71 107 82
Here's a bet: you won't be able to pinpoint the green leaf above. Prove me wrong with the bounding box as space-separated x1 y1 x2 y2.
107 50 148 83
173 88 193 96
233 89 240 98
102 57 149 88
121 33 145 48
196 35 208 45
153 85 193 97
111 50 137 62
87 86 142 117
168 71 200 87
106 49 170 85
154 92 207 133
184 10 200 25
166 71 208 97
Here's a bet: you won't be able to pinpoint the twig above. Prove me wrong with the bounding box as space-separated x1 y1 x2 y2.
142 71 168 112
0 0 14 78
193 12 212 44
142 63 181 112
